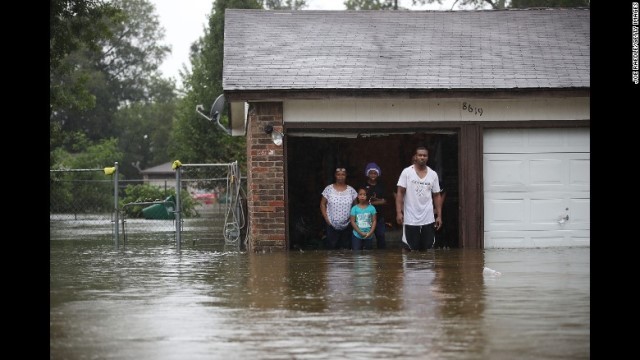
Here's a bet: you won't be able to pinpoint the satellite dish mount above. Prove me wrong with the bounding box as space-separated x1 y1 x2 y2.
195 94 231 135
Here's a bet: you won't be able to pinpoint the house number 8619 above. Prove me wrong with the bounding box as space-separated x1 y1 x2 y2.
462 102 483 116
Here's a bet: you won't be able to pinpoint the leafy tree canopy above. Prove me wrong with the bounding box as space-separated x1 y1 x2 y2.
51 0 173 151
50 0 121 115
345 0 396 10
170 0 267 170
345 0 590 10
263 0 307 9
410 0 589 10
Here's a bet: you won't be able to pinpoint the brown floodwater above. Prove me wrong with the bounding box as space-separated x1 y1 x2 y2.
50 240 589 359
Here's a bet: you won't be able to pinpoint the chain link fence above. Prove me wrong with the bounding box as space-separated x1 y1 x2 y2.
50 168 116 242
50 162 246 250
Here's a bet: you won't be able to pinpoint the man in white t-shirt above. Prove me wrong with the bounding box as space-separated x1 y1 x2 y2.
395 146 443 251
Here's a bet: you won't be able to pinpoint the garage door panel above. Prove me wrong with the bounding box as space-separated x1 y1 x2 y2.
484 128 590 153
530 198 565 224
484 230 591 249
485 192 588 231
568 198 590 227
569 159 590 185
483 129 526 153
527 131 566 148
484 153 589 192
485 198 526 226
485 233 528 248
484 158 528 189
566 129 591 148
530 158 564 185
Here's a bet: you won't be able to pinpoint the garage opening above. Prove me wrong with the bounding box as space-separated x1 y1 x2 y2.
286 130 459 250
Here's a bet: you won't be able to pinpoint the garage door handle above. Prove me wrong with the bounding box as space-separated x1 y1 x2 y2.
558 214 569 224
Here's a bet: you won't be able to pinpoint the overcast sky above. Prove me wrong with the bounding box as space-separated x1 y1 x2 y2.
150 0 455 83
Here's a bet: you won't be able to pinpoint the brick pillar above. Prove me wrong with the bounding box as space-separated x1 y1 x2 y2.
246 102 286 252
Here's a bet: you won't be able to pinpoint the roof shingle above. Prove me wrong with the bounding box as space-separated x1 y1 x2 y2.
223 8 589 91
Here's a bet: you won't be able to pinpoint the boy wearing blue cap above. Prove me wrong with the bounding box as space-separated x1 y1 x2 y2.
361 162 387 249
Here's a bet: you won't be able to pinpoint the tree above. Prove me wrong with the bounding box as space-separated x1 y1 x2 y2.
170 0 311 168
50 0 121 155
51 0 172 151
113 94 176 179
509 0 590 8
51 0 178 182
170 0 264 168
50 137 124 213
50 0 121 104
263 0 307 9
100 0 171 102
410 0 589 10
345 0 396 10
51 0 116 70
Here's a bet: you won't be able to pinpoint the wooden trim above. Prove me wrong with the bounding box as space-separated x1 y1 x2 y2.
283 120 590 131
283 133 290 250
478 120 590 129
284 122 462 130
459 124 484 249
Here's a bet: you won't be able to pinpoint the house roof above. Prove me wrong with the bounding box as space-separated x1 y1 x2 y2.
223 8 590 92
139 162 174 175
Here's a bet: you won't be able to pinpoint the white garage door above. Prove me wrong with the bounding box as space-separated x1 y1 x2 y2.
483 128 590 248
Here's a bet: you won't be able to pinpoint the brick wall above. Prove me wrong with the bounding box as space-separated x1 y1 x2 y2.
246 102 286 252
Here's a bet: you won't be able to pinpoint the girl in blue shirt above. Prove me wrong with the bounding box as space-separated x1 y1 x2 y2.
350 187 377 250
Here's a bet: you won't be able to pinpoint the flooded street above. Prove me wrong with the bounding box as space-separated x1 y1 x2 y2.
50 241 589 359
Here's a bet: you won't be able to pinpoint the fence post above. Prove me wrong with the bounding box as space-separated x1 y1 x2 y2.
174 161 182 250
113 162 119 249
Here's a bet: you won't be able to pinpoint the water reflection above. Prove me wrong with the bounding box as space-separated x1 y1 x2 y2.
50 242 589 359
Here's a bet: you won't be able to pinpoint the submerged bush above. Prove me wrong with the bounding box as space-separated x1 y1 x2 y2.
120 184 198 218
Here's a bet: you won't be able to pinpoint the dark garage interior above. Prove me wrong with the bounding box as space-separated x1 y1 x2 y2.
286 130 459 250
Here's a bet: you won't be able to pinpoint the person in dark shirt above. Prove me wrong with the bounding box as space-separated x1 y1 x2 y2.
361 162 387 249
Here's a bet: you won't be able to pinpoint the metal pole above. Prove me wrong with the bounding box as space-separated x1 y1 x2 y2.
175 166 181 250
114 162 120 249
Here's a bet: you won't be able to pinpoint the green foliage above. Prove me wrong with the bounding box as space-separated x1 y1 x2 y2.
50 138 125 214
50 0 182 189
262 0 307 9
120 184 198 218
49 176 74 213
100 0 171 101
410 0 589 10
51 0 172 153
50 0 121 70
408 0 499 9
50 63 97 114
510 0 589 8
113 96 177 179
345 0 395 10
49 170 114 213
51 137 123 170
50 0 122 115
169 0 258 165
169 94 247 166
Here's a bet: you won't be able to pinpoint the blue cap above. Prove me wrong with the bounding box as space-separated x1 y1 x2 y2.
365 162 381 176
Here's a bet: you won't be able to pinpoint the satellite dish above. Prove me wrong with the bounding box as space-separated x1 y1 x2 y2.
195 94 231 135
210 94 225 123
